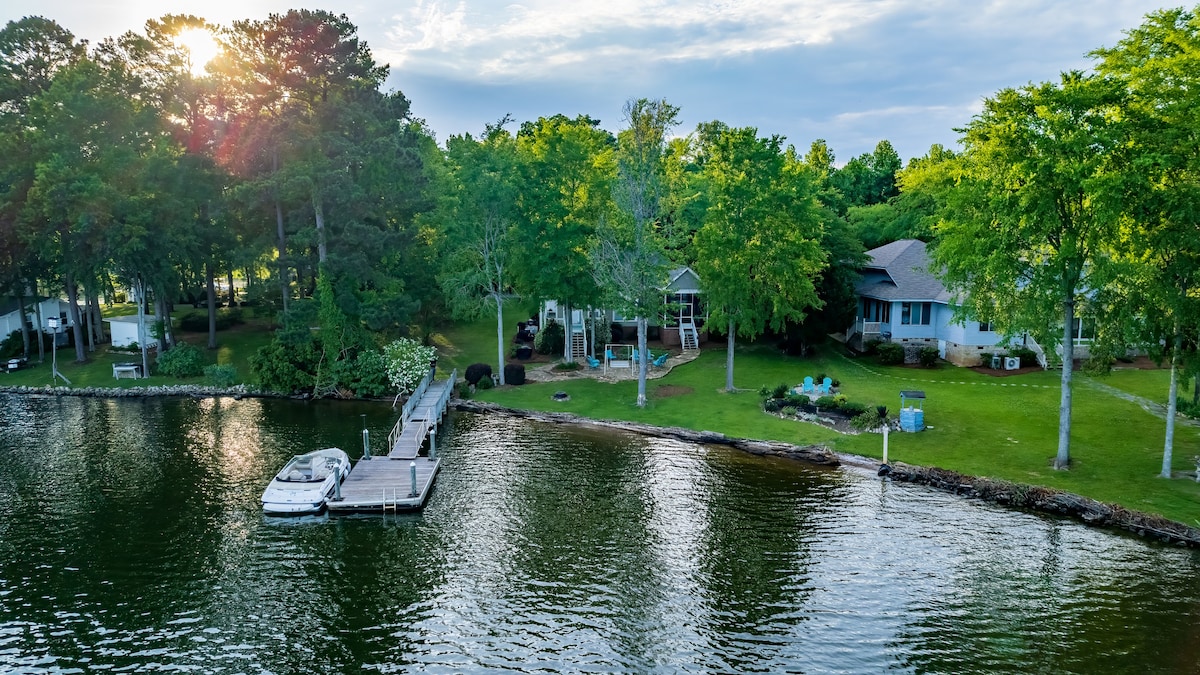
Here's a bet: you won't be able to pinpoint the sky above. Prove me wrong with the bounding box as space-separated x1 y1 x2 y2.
1 0 1178 163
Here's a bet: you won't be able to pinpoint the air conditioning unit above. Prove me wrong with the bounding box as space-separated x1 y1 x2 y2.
990 355 1002 369
1004 356 1020 370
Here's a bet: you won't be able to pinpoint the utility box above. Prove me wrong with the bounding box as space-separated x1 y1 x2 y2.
899 390 926 432
1004 356 1020 370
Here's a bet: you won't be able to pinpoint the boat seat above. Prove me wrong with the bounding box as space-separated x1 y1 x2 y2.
287 469 305 481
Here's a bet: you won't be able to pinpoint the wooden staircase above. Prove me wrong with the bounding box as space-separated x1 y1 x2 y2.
680 322 700 350
570 330 587 360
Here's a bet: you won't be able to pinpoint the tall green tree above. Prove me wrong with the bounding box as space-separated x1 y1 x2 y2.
437 120 521 384
692 123 826 392
1094 6 1200 478
929 72 1127 469
593 98 679 407
513 114 615 361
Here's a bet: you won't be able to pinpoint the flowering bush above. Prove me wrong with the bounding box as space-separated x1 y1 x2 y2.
382 338 436 395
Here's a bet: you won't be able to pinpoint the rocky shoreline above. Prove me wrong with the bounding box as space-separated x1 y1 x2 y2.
0 383 265 399
453 399 1200 548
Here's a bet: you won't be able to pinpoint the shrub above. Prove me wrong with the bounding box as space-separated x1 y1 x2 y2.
465 362 493 386
476 375 494 390
504 363 526 385
772 383 791 399
876 342 904 365
814 395 838 410
1 330 22 359
251 340 319 393
979 352 994 367
203 363 238 387
534 319 565 355
780 406 796 417
382 338 437 394
784 393 808 407
764 399 783 413
1010 346 1038 368
155 342 205 378
758 385 773 398
179 308 244 332
863 338 882 355
338 350 390 398
553 361 581 371
918 346 939 368
840 401 869 417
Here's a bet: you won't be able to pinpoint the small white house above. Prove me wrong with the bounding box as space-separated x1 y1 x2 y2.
104 315 159 349
0 297 72 337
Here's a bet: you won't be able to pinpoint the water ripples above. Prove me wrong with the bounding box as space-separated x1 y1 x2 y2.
0 396 1198 673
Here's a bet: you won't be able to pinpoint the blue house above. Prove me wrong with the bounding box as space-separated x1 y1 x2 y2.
848 239 1003 366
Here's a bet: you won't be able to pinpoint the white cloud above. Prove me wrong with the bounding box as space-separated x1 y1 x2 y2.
382 0 911 80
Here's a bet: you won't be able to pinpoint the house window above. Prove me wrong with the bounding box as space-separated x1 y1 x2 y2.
901 302 931 325
861 299 890 323
978 320 993 332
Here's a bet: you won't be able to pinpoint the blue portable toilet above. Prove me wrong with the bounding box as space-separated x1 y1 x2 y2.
899 390 926 432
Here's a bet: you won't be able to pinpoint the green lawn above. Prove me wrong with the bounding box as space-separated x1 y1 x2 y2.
1088 367 1177 405
433 314 1200 525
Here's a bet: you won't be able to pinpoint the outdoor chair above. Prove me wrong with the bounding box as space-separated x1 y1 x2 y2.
802 376 815 394
652 353 668 368
821 377 833 394
586 355 601 369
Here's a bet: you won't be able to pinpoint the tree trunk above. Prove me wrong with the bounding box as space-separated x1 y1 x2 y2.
227 269 236 306
636 316 648 407
1055 299 1074 470
136 278 149 378
1163 328 1181 479
206 261 218 350
33 296 44 363
313 192 327 264
495 293 506 386
89 293 104 345
563 302 572 363
64 274 86 363
16 288 30 358
84 286 96 353
273 149 289 313
726 318 736 392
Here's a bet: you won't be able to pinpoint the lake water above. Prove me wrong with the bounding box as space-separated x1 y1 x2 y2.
0 394 1197 673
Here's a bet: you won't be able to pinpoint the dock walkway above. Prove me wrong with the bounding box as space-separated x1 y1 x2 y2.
328 369 456 512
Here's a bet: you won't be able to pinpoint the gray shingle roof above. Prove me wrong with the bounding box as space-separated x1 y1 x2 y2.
855 240 951 303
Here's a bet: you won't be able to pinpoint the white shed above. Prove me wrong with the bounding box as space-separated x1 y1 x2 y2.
104 315 159 349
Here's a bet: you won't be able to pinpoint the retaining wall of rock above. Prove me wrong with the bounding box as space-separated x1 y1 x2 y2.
452 399 840 466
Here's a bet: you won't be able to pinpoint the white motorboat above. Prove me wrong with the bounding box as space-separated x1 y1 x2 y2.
261 448 352 515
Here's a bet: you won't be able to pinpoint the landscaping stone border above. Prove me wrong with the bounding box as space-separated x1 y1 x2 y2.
0 384 269 399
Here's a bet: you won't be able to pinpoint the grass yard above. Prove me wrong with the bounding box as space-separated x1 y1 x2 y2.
1088 367 1177 405
433 314 1200 525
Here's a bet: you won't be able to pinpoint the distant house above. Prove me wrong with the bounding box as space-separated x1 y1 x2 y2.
0 297 73 341
847 239 1002 366
104 315 160 349
540 266 708 360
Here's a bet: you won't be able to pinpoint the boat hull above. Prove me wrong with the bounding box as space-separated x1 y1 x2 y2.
261 448 351 516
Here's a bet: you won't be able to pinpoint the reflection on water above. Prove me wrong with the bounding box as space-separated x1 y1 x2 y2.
0 394 1198 673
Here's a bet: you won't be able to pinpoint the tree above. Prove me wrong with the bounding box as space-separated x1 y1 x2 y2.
692 124 827 392
929 72 1127 470
437 119 521 384
593 98 679 407
513 114 615 362
1093 7 1200 478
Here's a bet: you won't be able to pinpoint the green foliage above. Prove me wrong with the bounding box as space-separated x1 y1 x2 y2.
476 374 494 390
863 339 882 355
918 346 939 368
250 341 319 393
784 393 809 408
1009 347 1038 368
780 406 796 416
814 395 838 410
764 398 783 413
203 364 238 388
876 342 904 365
155 343 204 378
840 401 869 417
1 331 22 359
534 320 565 355
334 350 390 398
179 308 244 332
771 383 791 399
553 361 581 371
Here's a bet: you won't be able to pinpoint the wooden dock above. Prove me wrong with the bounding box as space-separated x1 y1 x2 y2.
328 369 456 512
